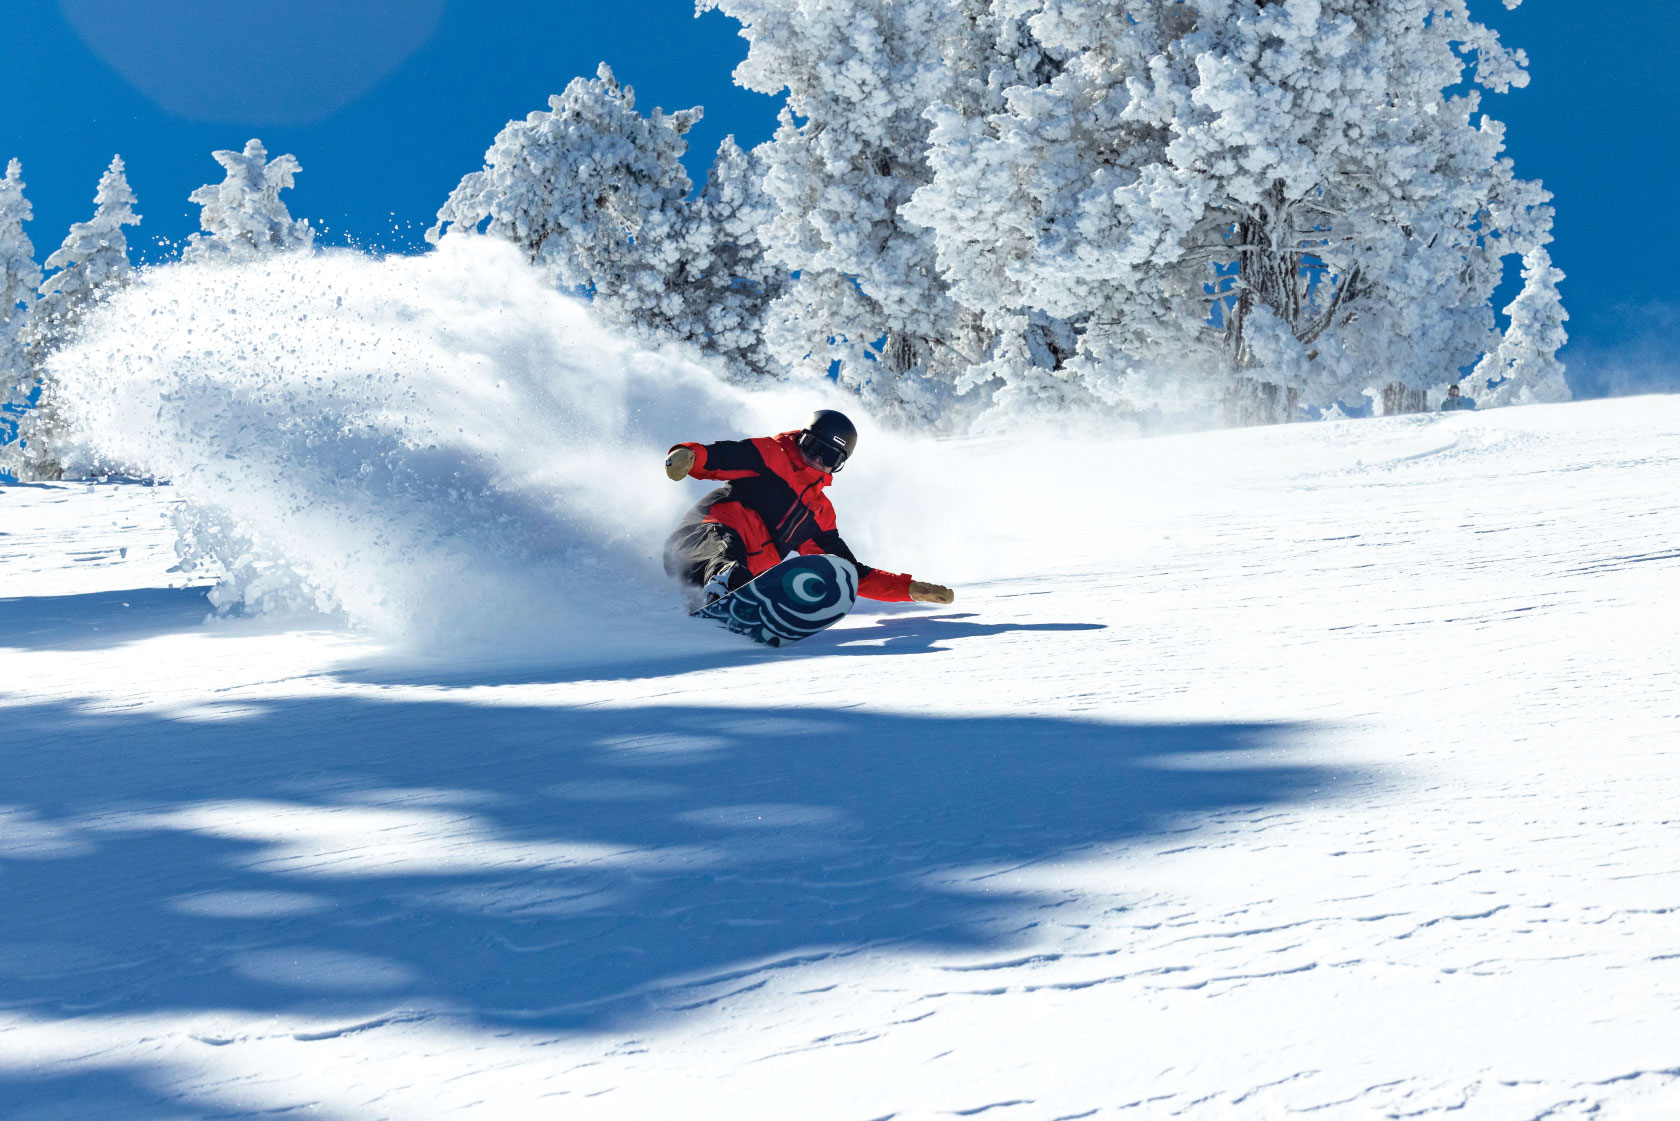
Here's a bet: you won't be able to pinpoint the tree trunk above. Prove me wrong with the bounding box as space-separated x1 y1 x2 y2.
880 329 926 376
1223 377 1298 427
1379 381 1428 416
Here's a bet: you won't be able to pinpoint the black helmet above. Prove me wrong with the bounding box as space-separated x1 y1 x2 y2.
796 409 857 473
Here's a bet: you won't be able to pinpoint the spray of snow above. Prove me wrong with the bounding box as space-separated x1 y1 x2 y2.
45 237 836 658
44 236 1251 661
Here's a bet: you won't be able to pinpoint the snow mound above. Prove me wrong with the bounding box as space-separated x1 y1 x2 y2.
46 237 826 657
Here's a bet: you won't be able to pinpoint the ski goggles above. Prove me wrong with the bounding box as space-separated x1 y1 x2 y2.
796 430 849 473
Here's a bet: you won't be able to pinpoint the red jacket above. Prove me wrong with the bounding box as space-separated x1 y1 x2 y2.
672 431 914 602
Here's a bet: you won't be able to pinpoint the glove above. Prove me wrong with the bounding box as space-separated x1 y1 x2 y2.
665 446 696 481
908 580 954 605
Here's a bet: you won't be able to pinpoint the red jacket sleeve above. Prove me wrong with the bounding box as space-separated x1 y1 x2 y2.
858 568 914 602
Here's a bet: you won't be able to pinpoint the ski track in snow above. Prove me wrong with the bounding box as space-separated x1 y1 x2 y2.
2 397 1679 1119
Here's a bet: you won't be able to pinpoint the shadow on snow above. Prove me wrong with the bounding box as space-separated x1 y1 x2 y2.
1 641 1348 1116
824 611 1108 655
338 612 1112 689
0 586 214 652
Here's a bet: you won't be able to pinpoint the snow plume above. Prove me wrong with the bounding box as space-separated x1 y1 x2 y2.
38 233 1218 659
43 235 813 657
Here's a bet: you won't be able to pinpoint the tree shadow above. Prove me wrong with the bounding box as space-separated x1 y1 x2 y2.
0 586 214 652
0 691 1348 1115
0 1069 244 1121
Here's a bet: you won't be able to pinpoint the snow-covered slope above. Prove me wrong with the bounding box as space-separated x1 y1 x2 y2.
3 387 1677 1119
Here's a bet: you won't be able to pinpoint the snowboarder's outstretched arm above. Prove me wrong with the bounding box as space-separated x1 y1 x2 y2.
665 440 762 481
800 531 954 605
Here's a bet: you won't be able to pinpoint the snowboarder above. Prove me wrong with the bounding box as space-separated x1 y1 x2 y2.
1440 384 1476 411
663 410 955 607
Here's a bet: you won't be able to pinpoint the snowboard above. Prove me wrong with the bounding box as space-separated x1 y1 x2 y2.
692 553 858 647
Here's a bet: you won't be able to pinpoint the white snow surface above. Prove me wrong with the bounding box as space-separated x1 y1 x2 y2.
3 269 1679 1116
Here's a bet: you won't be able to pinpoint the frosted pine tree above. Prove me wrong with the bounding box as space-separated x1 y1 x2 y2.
898 2 1082 419
700 0 987 424
431 65 782 377
36 156 141 336
15 156 144 479
1473 246 1570 407
668 137 784 377
908 0 1557 426
432 64 698 316
0 160 42 480
184 139 312 261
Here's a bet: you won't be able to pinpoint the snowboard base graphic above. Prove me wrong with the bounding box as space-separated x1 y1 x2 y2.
692 554 858 647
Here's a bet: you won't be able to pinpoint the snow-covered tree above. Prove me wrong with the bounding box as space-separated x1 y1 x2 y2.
668 136 785 376
906 0 1557 426
35 156 141 339
12 156 144 479
1473 246 1570 407
0 160 41 480
700 0 993 424
431 64 782 378
184 139 312 261
432 64 698 309
895 2 1083 420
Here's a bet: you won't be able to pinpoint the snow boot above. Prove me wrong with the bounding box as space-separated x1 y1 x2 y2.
702 563 741 606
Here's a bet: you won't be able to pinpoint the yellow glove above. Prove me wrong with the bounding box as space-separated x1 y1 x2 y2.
908 580 954 605
665 447 696 481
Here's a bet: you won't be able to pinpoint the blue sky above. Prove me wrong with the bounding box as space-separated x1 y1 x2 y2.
1 0 1675 396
